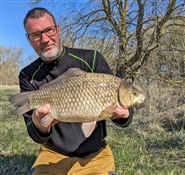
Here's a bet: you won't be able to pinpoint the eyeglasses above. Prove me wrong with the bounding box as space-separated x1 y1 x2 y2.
27 25 57 42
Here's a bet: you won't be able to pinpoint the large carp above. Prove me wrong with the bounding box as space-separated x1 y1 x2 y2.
9 68 145 137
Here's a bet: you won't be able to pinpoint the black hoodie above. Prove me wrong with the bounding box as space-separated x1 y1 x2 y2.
19 46 133 157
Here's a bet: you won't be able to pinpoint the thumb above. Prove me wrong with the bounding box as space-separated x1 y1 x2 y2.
43 104 50 112
35 104 50 117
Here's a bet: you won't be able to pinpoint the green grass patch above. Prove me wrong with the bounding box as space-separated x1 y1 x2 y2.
1 88 185 175
107 121 185 175
0 88 38 175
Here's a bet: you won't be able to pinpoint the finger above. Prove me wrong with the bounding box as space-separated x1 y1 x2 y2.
114 107 129 116
35 104 50 117
122 110 129 118
111 109 129 119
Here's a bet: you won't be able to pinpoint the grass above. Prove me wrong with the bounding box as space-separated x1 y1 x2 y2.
1 87 185 175
107 125 185 174
0 88 38 175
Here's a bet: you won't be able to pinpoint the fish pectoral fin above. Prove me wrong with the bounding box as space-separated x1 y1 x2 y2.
40 114 54 127
81 121 96 138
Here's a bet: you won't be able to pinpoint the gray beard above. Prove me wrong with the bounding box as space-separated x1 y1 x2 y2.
40 47 60 61
40 42 63 62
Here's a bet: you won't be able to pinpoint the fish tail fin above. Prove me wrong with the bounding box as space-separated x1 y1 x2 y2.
9 92 31 115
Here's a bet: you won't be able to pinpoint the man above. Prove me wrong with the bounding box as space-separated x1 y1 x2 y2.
21 7 133 175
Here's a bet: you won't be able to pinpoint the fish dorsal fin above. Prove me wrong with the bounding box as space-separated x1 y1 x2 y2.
40 68 86 89
62 68 87 77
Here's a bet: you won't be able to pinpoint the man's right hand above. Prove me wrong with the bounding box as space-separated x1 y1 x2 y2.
32 104 58 134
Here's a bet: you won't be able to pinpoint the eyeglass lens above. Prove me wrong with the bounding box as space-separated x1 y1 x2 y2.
28 26 57 41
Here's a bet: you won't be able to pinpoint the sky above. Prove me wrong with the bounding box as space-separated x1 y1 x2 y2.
0 0 63 62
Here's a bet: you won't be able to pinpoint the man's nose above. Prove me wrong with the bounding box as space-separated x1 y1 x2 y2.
40 32 50 43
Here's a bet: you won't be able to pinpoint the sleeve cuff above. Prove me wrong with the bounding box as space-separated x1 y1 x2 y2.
27 120 52 144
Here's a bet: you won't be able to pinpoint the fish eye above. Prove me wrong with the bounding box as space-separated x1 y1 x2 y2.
133 90 137 96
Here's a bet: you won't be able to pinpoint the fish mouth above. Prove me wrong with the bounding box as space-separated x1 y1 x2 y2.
139 94 146 103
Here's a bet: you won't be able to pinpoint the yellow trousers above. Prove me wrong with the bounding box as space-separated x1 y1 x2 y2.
28 145 116 175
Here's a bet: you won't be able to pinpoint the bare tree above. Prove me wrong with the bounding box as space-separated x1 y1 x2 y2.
0 46 23 85
29 0 184 80
56 0 184 79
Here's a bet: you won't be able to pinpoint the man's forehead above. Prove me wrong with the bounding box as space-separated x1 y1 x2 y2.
25 14 55 32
